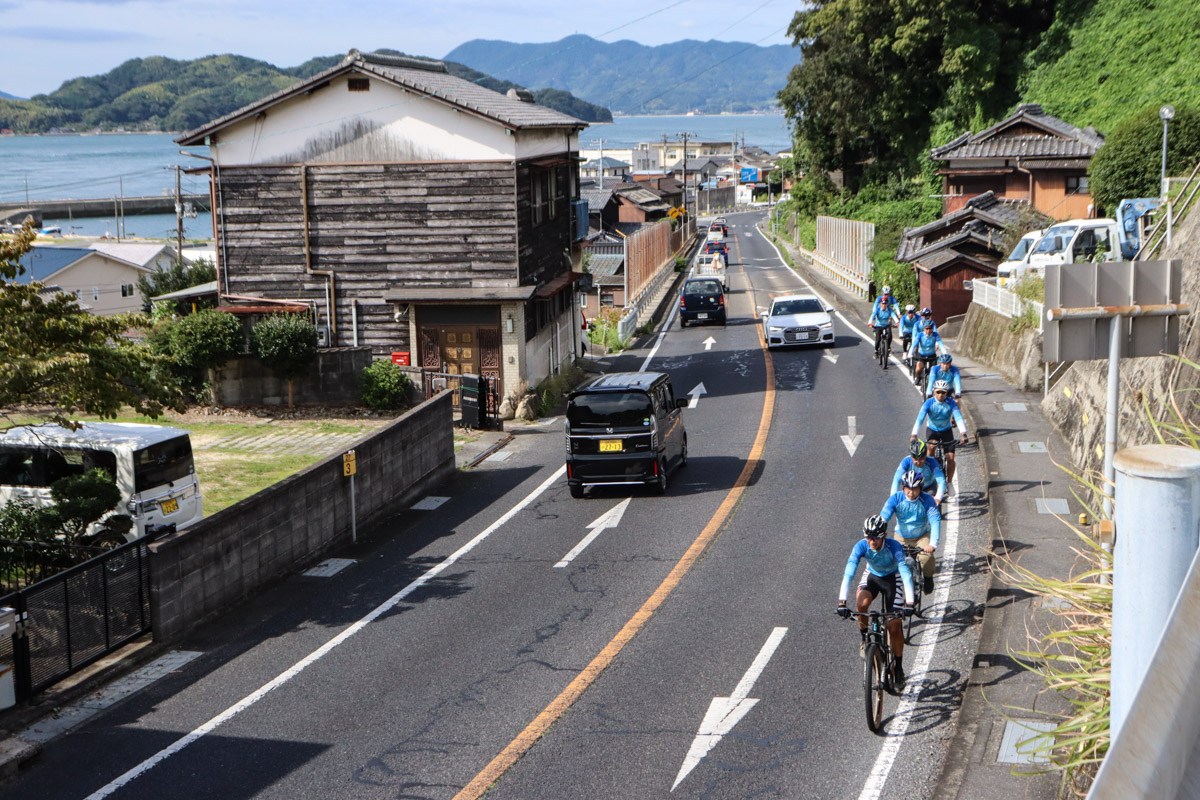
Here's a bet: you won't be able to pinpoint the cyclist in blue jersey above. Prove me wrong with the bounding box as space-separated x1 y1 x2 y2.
926 353 963 400
919 307 938 334
881 470 942 594
911 379 969 485
909 321 947 388
890 439 947 504
898 305 920 366
878 285 900 317
868 290 900 366
838 515 915 684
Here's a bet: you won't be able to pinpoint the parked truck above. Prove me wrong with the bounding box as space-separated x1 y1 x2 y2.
694 250 728 290
1024 198 1160 273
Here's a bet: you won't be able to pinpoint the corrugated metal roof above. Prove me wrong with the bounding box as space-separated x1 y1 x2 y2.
88 241 172 269
178 49 586 146
15 247 89 283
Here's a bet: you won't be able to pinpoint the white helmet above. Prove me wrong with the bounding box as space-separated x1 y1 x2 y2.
882 285 892 295
905 304 915 312
933 379 951 394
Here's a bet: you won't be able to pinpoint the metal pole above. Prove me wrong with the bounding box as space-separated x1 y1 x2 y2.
1161 118 1169 199
1111 445 1200 736
349 473 357 544
1103 315 1121 518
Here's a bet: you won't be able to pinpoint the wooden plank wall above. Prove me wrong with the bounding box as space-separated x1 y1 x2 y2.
220 161 519 355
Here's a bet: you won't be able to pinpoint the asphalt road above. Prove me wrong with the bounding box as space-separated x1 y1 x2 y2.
3 211 989 800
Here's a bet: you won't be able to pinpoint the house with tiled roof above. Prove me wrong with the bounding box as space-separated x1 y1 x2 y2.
931 103 1104 221
896 192 1053 322
176 49 589 401
16 245 153 315
611 184 672 223
580 156 631 183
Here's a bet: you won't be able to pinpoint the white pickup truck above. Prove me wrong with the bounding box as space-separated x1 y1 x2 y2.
694 251 727 290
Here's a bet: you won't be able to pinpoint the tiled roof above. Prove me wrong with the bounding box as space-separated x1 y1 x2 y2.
581 185 615 211
583 156 631 169
896 193 1049 262
15 247 90 283
586 254 623 278
931 103 1104 161
615 186 670 210
178 49 586 145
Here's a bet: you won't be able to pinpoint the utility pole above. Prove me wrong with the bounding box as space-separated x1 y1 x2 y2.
119 176 126 239
678 131 693 218
24 176 29 205
175 165 184 258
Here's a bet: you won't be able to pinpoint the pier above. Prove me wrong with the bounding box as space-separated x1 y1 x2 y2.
0 194 208 227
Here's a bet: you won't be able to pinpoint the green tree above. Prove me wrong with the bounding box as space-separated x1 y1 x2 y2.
137 257 217 310
168 308 243 407
0 221 185 430
47 469 126 546
251 313 318 407
1088 104 1200 214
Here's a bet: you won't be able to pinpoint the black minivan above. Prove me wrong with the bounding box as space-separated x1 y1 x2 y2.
679 277 726 327
565 372 687 497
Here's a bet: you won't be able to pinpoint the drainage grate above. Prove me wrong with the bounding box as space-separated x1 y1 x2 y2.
1018 442 1049 454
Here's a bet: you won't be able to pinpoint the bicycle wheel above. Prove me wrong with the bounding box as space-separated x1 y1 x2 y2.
864 642 886 733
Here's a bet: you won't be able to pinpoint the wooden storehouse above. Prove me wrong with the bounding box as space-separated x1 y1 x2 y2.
176 49 589 400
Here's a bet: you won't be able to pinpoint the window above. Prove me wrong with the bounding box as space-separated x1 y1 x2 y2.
348 78 370 92
121 283 135 297
600 293 615 307
1066 175 1090 194
531 166 561 226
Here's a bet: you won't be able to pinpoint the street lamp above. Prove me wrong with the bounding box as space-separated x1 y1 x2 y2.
1159 104 1175 198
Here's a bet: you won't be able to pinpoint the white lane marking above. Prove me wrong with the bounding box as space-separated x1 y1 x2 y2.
672 627 788 791
840 415 864 457
83 465 568 800
639 296 679 373
823 352 839 365
554 498 631 568
687 382 707 409
756 224 923 391
702 336 716 351
856 467 962 799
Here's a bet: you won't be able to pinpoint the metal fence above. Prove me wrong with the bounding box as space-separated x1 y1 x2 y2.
423 372 499 427
1 540 109 594
1 536 152 703
972 278 1044 331
816 216 873 284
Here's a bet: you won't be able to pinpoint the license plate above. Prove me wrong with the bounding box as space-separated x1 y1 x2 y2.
599 440 622 453
160 497 179 514
697 312 709 319
798 333 811 340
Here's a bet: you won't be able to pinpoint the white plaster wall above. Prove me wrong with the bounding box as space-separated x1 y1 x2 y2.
212 74 518 165
516 128 579 160
523 303 580 391
49 254 146 316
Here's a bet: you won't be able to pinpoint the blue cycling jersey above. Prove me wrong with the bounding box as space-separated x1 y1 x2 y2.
890 455 947 497
880 490 942 548
926 364 963 396
910 330 946 358
839 537 915 603
869 301 897 328
912 396 966 435
899 313 920 336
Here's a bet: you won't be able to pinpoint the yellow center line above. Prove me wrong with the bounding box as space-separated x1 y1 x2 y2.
455 224 776 800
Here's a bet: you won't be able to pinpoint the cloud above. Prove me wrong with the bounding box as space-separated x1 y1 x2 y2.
6 26 149 42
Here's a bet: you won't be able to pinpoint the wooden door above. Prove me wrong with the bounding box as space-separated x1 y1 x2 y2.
440 327 478 405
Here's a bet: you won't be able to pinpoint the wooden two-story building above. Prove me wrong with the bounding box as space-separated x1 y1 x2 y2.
176 49 588 400
931 103 1104 221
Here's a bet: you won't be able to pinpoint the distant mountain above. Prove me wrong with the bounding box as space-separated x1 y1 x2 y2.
0 51 611 135
0 90 22 101
445 34 797 114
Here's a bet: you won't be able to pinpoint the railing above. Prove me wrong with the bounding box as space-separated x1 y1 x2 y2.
0 540 108 593
971 278 1044 332
770 210 871 297
1137 161 1200 260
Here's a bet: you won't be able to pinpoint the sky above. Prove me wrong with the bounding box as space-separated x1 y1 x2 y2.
1 0 796 98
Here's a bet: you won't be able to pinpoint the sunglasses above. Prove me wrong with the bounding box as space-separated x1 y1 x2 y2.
934 390 948 395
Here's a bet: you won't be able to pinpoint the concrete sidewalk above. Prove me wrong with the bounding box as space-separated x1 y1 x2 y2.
762 223 1083 797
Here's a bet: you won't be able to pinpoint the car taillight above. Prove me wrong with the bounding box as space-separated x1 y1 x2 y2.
680 297 686 309
718 294 725 307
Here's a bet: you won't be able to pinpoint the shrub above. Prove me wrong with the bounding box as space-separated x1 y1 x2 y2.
1089 104 1200 214
168 308 243 406
360 359 412 410
251 313 318 407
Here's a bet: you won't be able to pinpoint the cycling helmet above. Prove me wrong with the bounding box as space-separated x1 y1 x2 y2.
863 515 888 538
933 379 951 394
938 353 953 364
905 304 915 313
909 439 927 458
901 470 924 489
882 285 892 295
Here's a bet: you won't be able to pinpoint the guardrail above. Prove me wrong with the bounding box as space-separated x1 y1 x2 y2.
616 218 696 342
971 278 1044 332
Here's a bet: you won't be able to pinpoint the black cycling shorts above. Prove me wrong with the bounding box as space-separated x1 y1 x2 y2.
914 353 937 366
928 426 957 455
857 570 904 611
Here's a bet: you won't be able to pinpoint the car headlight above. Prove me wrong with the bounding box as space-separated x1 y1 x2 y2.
768 325 784 332
820 321 833 328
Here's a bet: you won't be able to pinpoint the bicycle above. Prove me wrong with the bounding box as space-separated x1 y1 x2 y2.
874 326 892 370
842 608 906 733
901 544 925 643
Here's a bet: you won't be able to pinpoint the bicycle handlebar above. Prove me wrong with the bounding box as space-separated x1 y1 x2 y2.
838 609 905 621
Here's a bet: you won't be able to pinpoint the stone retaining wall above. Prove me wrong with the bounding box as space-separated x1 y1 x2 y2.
956 303 1044 392
147 392 454 642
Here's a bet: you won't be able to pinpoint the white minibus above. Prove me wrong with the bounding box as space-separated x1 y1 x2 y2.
0 422 204 542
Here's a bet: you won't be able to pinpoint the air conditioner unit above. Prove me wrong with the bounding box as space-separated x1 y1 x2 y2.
316 326 331 347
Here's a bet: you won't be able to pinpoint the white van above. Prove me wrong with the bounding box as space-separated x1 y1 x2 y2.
0 422 204 542
997 229 1045 282
1026 218 1119 272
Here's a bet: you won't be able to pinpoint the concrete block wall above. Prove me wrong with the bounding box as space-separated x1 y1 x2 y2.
148 392 454 643
216 346 373 406
957 303 1044 392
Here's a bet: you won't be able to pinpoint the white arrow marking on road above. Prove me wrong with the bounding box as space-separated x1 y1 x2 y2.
823 352 839 365
840 415 864 456
554 498 631 568
672 627 788 791
702 336 716 351
688 382 707 409
743 232 753 238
